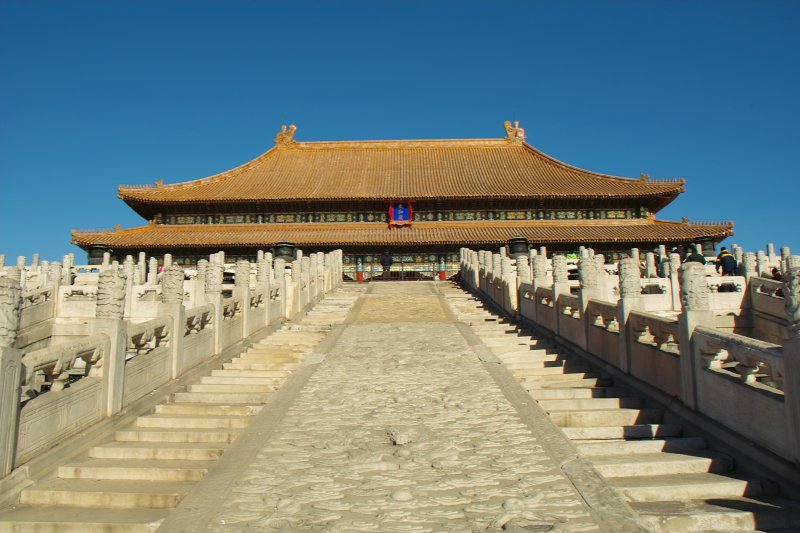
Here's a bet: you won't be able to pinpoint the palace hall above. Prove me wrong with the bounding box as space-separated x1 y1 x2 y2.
72 121 732 269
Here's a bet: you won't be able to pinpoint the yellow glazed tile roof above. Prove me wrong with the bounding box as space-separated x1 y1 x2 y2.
72 219 732 249
118 124 684 205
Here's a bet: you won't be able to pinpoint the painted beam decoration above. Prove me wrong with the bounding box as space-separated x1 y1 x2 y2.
389 201 413 227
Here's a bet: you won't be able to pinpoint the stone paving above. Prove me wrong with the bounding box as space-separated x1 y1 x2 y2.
207 283 602 532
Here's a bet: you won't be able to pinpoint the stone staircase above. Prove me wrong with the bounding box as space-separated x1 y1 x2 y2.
0 289 360 532
442 285 800 532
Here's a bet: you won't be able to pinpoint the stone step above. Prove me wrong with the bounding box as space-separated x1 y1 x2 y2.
187 383 274 394
154 403 262 416
222 362 292 371
89 442 226 461
526 376 612 388
538 397 642 411
232 355 300 364
199 375 283 386
496 351 559 363
562 424 683 441
172 391 271 404
473 326 535 334
256 333 325 341
19 478 193 509
512 365 589 377
590 451 734 477
480 337 540 347
248 343 315 351
236 352 302 360
575 436 707 455
549 408 663 427
135 414 252 430
632 497 800 532
210 369 289 378
609 473 775 502
115 428 240 444
57 458 214 482
0 506 169 532
530 387 628 400
487 344 551 355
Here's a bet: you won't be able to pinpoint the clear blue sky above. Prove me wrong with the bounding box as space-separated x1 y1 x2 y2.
1 1 798 263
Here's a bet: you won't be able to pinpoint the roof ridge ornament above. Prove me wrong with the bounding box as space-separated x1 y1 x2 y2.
503 120 525 143
275 124 297 146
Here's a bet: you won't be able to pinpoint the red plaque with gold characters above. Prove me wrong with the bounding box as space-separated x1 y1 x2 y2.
388 201 413 227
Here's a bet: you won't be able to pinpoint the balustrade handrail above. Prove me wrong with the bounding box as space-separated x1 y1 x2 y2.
694 325 782 361
693 325 784 390
21 286 54 309
751 276 784 297
628 308 678 326
186 303 214 321
586 298 618 316
127 316 171 340
20 332 110 401
558 293 579 305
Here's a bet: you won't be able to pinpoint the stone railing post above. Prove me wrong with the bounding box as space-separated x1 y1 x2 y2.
781 266 800 463
578 258 600 351
288 259 301 319
308 254 318 301
668 253 682 311
501 256 516 313
781 247 791 274
552 255 570 337
62 253 74 285
757 251 769 277
617 257 642 373
205 261 224 355
136 252 146 285
530 254 548 324
256 255 270 325
0 276 23 476
767 242 777 265
323 253 332 293
733 245 744 275
492 253 503 304
273 258 287 320
194 259 208 307
160 265 186 378
301 256 312 307
122 256 135 317
235 260 250 339
742 252 757 283
147 257 158 285
676 262 714 409
93 268 128 416
645 252 657 279
477 250 488 294
516 255 531 288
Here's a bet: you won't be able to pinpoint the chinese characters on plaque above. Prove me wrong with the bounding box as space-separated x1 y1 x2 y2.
389 202 413 227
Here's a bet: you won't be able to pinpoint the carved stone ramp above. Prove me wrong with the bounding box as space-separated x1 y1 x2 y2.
0 286 364 532
156 281 632 532
441 282 800 532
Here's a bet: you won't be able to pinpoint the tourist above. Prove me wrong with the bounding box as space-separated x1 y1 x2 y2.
771 267 782 281
684 247 706 265
715 247 737 276
380 250 393 278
